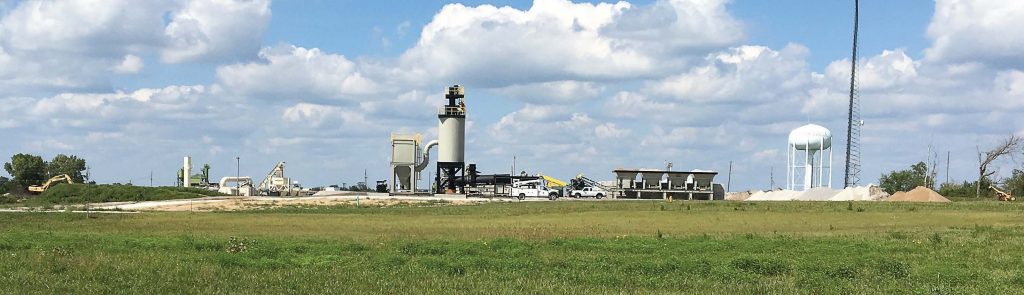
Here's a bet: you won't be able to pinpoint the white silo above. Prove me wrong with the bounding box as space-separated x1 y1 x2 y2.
435 85 467 194
787 124 833 191
183 156 192 188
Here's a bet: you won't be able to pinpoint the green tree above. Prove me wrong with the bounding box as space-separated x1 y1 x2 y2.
3 154 47 187
879 162 929 194
0 176 8 194
47 154 87 183
1002 169 1024 197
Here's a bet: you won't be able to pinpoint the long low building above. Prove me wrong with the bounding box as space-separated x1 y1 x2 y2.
612 169 723 200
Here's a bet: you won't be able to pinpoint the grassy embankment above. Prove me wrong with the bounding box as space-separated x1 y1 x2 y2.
0 183 224 208
2 201 1024 293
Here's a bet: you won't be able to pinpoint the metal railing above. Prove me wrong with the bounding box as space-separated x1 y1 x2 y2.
438 106 465 116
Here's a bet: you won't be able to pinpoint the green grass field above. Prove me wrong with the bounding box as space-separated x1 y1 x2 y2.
2 201 1024 294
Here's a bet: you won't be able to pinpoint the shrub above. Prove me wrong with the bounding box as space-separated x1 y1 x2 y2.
37 184 225 205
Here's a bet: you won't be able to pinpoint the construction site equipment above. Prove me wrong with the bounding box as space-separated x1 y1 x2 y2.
510 178 559 200
28 174 74 193
991 185 1015 201
257 162 293 196
178 156 211 188
540 175 567 188
570 174 615 191
436 85 467 194
390 133 437 194
218 177 255 196
568 174 614 199
613 169 719 200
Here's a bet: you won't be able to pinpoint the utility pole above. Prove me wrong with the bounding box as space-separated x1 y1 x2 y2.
770 166 775 189
150 171 153 187
364 169 368 192
727 161 733 192
946 151 950 184
235 156 240 191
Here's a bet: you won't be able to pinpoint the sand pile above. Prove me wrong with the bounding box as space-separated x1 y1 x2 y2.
885 186 951 202
747 189 801 201
744 185 889 202
829 185 889 201
726 191 752 201
794 187 841 201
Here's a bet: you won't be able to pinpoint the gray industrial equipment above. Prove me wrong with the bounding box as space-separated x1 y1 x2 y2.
435 85 467 194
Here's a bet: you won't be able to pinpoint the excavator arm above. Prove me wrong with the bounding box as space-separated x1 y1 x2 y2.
28 174 74 193
990 185 1015 201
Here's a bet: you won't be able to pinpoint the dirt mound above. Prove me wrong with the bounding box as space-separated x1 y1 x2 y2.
886 186 950 202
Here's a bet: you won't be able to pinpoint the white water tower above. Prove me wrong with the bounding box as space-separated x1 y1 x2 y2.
787 124 832 191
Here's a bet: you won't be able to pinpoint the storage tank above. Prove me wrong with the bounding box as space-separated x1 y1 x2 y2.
438 117 465 162
787 124 833 190
788 124 832 150
183 156 192 188
436 85 467 194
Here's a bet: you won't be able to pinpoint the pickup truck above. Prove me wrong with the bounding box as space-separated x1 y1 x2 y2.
568 187 606 199
509 179 560 200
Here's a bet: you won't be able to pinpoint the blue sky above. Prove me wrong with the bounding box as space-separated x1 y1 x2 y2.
1 0 1021 191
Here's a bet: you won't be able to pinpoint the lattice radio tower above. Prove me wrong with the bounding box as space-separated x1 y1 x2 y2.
844 0 862 188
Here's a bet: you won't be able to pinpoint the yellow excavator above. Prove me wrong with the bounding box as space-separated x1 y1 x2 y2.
28 174 74 193
990 185 1015 202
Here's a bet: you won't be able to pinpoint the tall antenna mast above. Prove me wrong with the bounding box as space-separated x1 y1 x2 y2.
844 0 862 188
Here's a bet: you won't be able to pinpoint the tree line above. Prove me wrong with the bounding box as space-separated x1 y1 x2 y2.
879 135 1024 199
1 153 88 194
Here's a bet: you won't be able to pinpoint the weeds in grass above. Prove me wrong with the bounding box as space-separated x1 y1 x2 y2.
877 260 910 279
226 237 256 254
847 202 854 211
930 233 943 245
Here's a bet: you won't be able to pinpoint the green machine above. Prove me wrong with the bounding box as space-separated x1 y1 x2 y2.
178 164 211 187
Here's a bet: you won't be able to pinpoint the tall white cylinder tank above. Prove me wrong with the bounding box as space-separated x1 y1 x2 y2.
183 156 192 188
438 116 465 162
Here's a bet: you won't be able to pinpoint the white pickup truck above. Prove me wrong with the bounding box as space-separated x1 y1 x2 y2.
509 179 560 200
568 187 606 199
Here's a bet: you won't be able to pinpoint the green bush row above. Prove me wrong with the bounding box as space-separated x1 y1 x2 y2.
35 183 224 204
